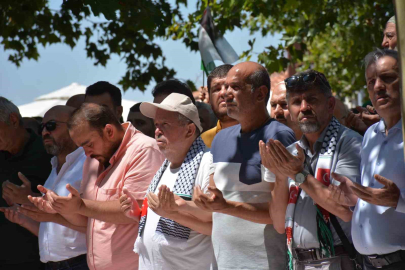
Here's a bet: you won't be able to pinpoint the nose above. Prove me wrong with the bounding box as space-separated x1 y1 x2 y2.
219 85 227 99
225 85 234 101
300 99 310 112
374 77 386 92
42 126 50 137
275 104 284 116
382 36 389 48
155 126 163 138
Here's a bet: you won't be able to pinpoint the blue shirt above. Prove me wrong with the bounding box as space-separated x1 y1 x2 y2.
352 119 405 255
210 119 296 270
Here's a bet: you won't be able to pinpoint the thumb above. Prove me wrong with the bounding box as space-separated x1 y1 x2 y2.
356 106 367 113
207 186 222 197
18 172 31 187
295 144 305 161
331 172 347 183
66 184 80 197
374 174 392 187
123 187 136 201
37 185 49 194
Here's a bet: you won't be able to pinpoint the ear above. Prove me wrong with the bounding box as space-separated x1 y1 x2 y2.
104 124 115 140
116 106 123 120
256 85 269 104
9 113 20 128
328 96 336 114
185 123 197 139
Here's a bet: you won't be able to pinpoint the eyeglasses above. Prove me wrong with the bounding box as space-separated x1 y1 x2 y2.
38 120 67 134
285 71 327 89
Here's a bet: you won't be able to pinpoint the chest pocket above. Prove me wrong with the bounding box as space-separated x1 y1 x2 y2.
239 159 262 185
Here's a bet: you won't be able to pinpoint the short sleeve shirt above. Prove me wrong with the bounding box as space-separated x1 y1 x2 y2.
210 119 296 270
81 123 165 270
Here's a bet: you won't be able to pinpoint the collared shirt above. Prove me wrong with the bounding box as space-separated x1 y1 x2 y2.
210 119 296 270
201 120 222 148
286 123 362 249
39 147 87 263
0 129 52 265
352 119 405 255
81 123 165 270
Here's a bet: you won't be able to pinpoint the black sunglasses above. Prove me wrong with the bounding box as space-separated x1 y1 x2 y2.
38 120 67 134
285 72 327 89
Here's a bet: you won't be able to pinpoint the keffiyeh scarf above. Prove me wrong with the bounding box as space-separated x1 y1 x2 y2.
136 137 205 247
286 117 341 269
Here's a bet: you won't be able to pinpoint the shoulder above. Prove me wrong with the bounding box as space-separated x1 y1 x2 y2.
264 120 297 146
211 124 240 147
128 131 161 153
338 125 363 148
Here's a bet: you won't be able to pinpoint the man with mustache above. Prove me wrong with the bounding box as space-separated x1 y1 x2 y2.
201 64 238 147
194 62 296 269
1 105 89 270
260 70 363 269
0 97 52 270
329 49 405 270
270 80 302 140
30 103 164 270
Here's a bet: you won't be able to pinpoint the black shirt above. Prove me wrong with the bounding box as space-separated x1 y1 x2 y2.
0 129 52 266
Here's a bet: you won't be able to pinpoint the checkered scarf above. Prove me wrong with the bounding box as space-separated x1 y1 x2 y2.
137 137 206 240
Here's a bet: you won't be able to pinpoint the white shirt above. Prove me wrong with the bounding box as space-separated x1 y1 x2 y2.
352 120 405 255
38 147 87 263
137 149 214 270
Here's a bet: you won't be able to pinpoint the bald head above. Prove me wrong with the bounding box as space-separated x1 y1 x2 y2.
66 94 85 109
44 105 75 123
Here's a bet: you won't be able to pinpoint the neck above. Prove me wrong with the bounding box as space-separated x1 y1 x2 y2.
239 107 270 133
9 128 29 156
383 112 401 134
168 139 194 169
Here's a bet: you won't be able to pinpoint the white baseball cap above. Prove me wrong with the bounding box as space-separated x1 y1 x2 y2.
140 93 203 133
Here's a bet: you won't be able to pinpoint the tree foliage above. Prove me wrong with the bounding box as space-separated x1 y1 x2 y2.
169 0 394 97
0 0 395 97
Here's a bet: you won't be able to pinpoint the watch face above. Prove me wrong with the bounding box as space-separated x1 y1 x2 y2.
296 173 304 183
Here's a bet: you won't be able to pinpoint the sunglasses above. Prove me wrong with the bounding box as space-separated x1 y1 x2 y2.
38 120 67 134
285 72 327 89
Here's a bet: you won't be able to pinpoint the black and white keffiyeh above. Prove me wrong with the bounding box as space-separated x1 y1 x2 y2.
137 136 206 241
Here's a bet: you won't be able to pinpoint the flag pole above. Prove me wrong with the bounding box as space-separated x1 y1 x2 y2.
394 0 405 158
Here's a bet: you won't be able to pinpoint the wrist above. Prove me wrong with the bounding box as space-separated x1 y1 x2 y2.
216 200 231 214
77 199 86 215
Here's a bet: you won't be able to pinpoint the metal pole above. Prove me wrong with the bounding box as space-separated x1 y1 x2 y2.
394 0 405 157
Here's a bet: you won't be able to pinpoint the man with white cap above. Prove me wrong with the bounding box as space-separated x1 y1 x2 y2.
120 92 214 270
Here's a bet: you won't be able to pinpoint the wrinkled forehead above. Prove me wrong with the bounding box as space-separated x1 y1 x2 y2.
384 22 396 33
366 56 398 78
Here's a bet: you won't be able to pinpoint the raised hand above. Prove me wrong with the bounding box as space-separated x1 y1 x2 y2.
2 172 36 205
119 188 140 220
158 185 186 214
0 205 29 226
328 173 358 206
28 185 58 214
49 184 83 214
193 185 228 212
18 204 57 223
259 140 284 178
351 174 400 208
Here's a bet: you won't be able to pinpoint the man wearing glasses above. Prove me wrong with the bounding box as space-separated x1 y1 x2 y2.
260 70 363 269
1 105 89 270
0 97 52 269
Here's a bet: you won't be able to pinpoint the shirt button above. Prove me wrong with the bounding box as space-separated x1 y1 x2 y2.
377 162 380 166
360 224 363 229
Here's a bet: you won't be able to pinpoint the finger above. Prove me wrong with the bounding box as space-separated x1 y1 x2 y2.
207 186 222 199
123 187 137 201
267 140 283 164
37 185 49 194
274 140 293 161
119 195 128 204
21 204 40 212
351 185 373 200
295 143 305 162
374 174 392 187
331 172 348 183
18 172 31 187
3 181 18 192
66 184 80 197
355 106 367 113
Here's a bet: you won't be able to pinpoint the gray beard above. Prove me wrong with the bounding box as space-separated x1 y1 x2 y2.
298 121 321 134
44 144 60 156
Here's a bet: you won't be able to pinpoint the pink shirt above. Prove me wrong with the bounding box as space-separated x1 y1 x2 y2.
81 123 164 270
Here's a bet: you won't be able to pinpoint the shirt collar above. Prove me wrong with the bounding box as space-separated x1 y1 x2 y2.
109 122 136 165
50 147 84 169
215 121 222 134
374 118 403 133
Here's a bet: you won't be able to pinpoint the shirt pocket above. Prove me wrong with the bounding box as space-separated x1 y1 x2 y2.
97 187 120 201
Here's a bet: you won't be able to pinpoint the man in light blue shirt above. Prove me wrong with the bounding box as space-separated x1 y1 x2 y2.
330 49 405 270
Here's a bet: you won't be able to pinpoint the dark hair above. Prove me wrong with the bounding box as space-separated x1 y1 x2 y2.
129 102 141 113
68 103 122 134
85 81 122 107
152 79 196 104
207 64 233 93
364 48 399 71
246 69 271 104
285 70 332 101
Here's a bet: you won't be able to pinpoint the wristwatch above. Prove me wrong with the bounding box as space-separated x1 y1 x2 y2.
295 169 310 186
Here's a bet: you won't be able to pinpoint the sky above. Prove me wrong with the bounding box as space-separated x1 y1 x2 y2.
0 0 281 107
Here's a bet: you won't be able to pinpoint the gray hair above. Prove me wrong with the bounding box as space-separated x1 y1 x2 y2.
177 113 200 137
387 16 396 25
0 97 22 125
364 49 399 74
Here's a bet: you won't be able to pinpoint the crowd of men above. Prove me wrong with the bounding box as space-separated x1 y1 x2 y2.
0 15 403 270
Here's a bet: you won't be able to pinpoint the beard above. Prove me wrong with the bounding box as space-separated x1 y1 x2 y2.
43 136 61 156
298 121 321 133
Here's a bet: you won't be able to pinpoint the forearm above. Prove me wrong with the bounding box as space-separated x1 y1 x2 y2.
54 214 87 233
78 199 137 224
219 201 272 224
21 219 40 236
165 212 212 235
181 201 212 222
270 177 289 233
301 175 352 222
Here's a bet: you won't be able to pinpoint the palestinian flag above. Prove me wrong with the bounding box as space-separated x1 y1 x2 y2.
199 7 239 75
